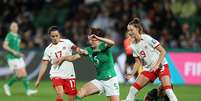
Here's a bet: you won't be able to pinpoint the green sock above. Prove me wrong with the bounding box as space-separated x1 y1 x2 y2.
75 96 83 101
7 75 17 87
22 76 30 91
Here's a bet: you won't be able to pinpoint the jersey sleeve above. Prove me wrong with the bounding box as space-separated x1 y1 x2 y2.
144 34 160 48
42 48 50 61
65 39 75 49
5 33 11 42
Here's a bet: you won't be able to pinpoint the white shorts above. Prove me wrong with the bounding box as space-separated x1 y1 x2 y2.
7 58 26 71
90 76 120 96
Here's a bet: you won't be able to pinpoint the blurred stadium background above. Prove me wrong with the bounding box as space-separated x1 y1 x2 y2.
0 0 201 101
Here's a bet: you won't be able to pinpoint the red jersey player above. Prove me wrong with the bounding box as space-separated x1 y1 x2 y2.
123 18 178 101
35 26 87 101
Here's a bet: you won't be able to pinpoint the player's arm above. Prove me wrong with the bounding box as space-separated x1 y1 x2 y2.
125 57 141 79
150 45 166 71
91 34 115 47
56 54 81 66
71 45 88 55
131 57 141 75
2 40 23 57
35 60 49 88
64 54 81 61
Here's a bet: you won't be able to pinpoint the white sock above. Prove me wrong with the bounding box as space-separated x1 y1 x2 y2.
165 89 178 101
125 86 138 101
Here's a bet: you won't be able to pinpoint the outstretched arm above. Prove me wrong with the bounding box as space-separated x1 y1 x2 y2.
54 54 81 66
89 34 115 47
61 54 81 62
72 45 88 55
35 60 49 88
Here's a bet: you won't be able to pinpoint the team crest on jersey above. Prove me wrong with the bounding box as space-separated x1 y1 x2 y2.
62 46 66 50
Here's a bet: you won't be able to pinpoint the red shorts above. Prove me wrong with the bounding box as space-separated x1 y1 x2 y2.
141 64 170 82
51 77 77 95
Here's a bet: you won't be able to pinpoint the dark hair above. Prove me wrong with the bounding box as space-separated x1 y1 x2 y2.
128 17 143 34
89 28 105 37
48 26 60 34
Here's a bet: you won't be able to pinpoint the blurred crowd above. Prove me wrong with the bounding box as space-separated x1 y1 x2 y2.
0 0 201 52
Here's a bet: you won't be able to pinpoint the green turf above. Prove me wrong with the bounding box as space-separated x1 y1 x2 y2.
0 80 201 101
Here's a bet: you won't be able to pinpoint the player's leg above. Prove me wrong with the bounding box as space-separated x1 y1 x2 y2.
16 68 28 88
55 85 65 101
108 95 119 101
3 73 17 96
76 80 102 100
124 71 156 101
17 58 37 96
3 59 18 96
103 77 120 101
159 64 178 101
68 95 75 101
52 78 65 101
63 78 77 101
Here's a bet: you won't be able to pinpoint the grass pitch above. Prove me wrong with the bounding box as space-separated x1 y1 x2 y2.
0 81 200 101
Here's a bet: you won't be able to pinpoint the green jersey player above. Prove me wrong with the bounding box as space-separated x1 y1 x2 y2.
76 28 120 101
3 22 37 96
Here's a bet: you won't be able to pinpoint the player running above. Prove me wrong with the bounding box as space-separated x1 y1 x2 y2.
35 26 86 101
75 28 120 101
3 22 37 96
123 18 178 101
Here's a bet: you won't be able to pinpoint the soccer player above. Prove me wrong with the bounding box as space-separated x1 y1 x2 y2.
123 18 178 101
35 26 86 101
75 28 120 101
3 22 38 96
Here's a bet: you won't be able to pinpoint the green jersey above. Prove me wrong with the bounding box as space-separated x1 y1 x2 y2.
5 32 21 59
85 42 116 80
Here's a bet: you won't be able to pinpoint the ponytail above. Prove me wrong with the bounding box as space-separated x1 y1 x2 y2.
128 17 143 34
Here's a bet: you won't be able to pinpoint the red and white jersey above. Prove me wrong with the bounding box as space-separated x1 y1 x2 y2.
43 39 76 79
130 34 168 71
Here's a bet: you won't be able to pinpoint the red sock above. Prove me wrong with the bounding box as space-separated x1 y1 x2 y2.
56 97 63 101
132 82 142 90
163 85 172 90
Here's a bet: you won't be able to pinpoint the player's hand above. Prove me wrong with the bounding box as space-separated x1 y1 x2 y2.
13 51 24 57
19 52 24 57
79 49 88 55
125 73 133 80
88 34 99 40
74 54 81 58
55 57 65 66
35 80 40 88
88 34 94 40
